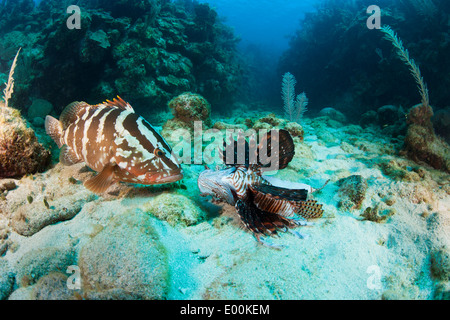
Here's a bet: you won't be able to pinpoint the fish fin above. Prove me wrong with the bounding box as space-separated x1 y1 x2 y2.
45 115 64 148
220 129 295 171
220 131 255 168
252 183 308 202
295 200 324 219
59 101 90 129
102 96 134 112
59 145 82 166
258 129 295 170
249 184 308 216
235 197 297 237
84 164 117 194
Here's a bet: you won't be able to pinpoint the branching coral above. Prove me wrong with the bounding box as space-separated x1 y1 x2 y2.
281 72 308 123
1 48 21 109
380 25 450 173
380 26 429 108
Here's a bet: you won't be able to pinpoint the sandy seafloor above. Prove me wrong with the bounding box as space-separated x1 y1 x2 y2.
0 112 449 300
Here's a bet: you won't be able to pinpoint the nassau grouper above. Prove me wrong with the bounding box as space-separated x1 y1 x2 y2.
198 129 326 248
45 96 183 193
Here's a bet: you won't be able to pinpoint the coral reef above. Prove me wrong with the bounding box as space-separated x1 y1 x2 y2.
144 193 206 227
167 92 211 124
279 0 450 120
318 107 347 123
31 272 79 300
433 107 450 144
0 113 448 300
0 104 51 178
337 175 368 211
0 0 242 113
402 104 450 173
161 92 212 142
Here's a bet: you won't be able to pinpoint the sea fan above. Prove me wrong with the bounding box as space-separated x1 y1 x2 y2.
294 92 308 123
2 48 21 109
281 72 308 123
282 72 296 121
380 25 429 108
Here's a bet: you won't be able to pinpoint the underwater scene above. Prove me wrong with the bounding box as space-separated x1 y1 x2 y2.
0 0 449 302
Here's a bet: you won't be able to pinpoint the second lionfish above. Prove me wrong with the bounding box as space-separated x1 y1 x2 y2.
198 129 325 248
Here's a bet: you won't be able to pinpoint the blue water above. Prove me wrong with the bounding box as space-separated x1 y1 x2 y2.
198 0 318 57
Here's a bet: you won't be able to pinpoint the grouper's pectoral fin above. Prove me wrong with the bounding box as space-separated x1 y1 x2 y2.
84 164 117 194
59 145 82 166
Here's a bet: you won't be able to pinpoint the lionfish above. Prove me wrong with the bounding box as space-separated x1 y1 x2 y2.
197 129 325 248
45 96 183 193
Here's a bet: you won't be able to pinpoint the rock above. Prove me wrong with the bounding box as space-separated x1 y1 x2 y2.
432 107 450 144
360 205 395 223
377 105 400 126
14 247 77 287
0 258 14 300
337 175 368 210
379 159 422 182
402 104 450 173
168 92 211 124
433 282 450 300
212 121 247 131
31 272 80 300
162 92 212 140
256 113 286 127
359 110 378 128
7 287 34 300
319 107 347 123
32 117 45 127
10 191 96 236
144 193 206 227
27 99 53 120
283 121 304 140
0 179 17 192
78 210 169 300
0 106 51 178
430 249 450 281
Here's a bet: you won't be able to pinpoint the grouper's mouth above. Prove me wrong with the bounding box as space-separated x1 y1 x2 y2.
146 168 183 184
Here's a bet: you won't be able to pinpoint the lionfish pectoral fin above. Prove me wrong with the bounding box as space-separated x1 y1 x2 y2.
288 229 309 240
84 164 117 194
251 183 308 202
255 234 285 250
235 198 297 239
258 129 295 170
59 145 82 166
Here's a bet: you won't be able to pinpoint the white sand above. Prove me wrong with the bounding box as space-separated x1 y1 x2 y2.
1 115 449 300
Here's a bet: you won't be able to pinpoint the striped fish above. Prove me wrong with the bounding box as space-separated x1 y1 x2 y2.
198 130 324 247
45 96 183 193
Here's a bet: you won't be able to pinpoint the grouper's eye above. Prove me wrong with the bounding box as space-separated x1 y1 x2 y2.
154 148 164 157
